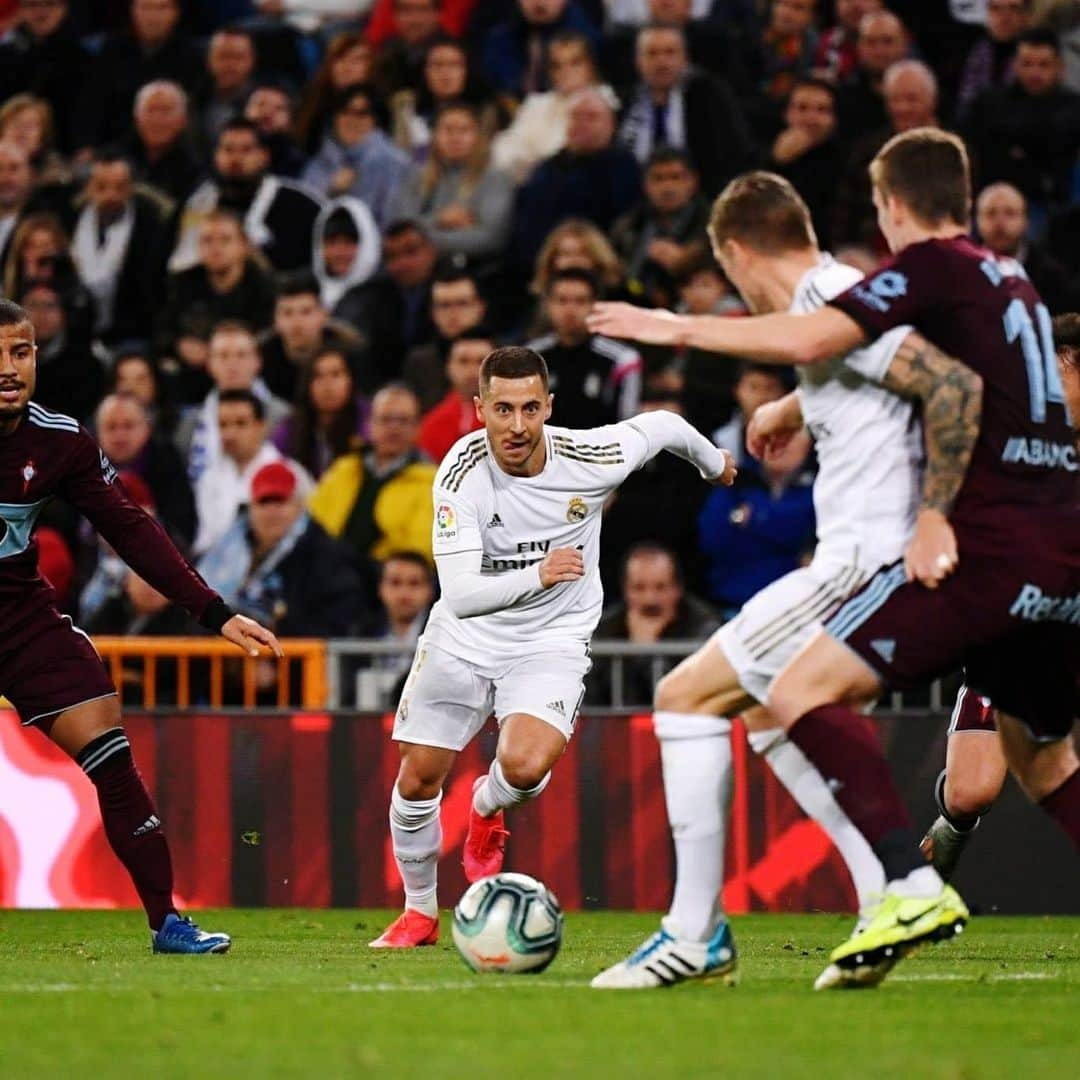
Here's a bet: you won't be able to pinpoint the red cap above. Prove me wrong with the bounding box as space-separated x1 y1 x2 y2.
251 460 297 502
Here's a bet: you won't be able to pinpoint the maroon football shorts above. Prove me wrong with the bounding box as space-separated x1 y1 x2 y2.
947 684 997 734
0 607 116 726
824 550 1078 741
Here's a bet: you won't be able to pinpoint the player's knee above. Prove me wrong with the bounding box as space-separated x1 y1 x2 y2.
396 756 446 801
497 747 551 792
654 669 694 713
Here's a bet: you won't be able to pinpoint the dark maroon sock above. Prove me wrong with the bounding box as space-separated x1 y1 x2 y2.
77 728 177 931
1039 769 1080 851
788 705 924 880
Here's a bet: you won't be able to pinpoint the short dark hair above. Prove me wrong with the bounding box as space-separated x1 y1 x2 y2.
384 218 432 244
870 127 970 227
276 269 322 302
738 360 796 392
333 82 388 130
546 266 599 297
432 266 480 290
1018 27 1060 55
217 387 265 420
1053 312 1080 365
479 346 549 395
621 541 681 584
0 298 31 327
380 550 434 580
219 115 268 150
645 146 694 172
788 76 837 104
676 252 724 286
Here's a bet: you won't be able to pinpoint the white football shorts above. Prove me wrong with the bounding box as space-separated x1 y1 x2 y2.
392 638 592 750
715 552 871 703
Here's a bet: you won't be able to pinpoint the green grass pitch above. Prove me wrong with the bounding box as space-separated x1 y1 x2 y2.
0 910 1076 1078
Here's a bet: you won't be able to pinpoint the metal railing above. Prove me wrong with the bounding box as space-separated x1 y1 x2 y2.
323 638 952 715
92 636 327 709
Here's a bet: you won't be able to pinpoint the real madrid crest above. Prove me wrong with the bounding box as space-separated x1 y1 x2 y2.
566 496 587 523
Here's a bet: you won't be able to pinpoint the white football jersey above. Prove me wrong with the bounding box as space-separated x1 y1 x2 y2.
793 255 923 568
423 420 687 658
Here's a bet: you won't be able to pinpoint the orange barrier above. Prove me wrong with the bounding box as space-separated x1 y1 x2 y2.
91 637 327 709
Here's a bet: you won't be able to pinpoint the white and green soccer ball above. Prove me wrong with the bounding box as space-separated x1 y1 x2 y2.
452 872 563 974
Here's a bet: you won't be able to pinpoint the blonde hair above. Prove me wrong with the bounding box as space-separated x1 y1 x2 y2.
4 211 69 298
0 94 54 156
531 219 624 295
420 102 489 203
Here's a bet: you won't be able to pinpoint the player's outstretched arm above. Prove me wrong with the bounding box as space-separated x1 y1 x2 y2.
881 332 984 589
60 432 283 655
624 409 737 484
587 302 866 365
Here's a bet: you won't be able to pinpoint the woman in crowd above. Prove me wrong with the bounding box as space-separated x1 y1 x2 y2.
0 93 70 186
109 348 179 436
390 37 500 161
295 31 376 153
302 83 415 230
527 218 628 333
3 211 95 341
391 101 513 264
273 346 370 480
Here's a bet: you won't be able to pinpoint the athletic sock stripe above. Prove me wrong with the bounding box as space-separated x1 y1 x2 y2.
826 564 907 641
79 735 131 775
744 564 864 658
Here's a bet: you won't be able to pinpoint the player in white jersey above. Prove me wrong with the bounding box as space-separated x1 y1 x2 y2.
369 345 736 948
588 173 982 990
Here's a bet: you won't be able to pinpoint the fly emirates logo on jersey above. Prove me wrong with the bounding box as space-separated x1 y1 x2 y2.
481 497 590 572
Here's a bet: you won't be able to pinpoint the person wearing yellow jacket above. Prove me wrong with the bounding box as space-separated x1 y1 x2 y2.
308 385 436 566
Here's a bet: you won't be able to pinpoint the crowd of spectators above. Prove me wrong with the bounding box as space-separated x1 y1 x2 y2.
4 0 1079 705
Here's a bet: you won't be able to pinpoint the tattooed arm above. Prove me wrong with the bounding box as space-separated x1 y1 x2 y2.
882 331 983 588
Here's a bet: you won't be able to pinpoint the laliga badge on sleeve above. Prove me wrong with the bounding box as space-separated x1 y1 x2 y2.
436 501 458 541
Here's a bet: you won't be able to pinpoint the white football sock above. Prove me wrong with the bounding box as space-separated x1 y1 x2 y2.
890 864 944 899
389 786 442 917
747 727 887 908
656 711 733 944
473 759 550 818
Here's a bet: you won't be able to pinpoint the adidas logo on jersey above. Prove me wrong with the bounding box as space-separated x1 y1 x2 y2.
488 513 504 528
546 700 566 716
870 639 897 663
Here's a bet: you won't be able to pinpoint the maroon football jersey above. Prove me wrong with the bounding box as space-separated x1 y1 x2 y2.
830 236 1079 558
0 402 219 642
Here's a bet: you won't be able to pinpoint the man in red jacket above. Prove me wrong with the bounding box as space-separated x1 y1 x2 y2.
417 330 494 463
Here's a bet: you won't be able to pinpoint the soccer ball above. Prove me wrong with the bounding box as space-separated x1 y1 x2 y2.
452 872 563 974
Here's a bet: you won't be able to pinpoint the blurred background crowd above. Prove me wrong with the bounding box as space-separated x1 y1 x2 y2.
2 0 1078 703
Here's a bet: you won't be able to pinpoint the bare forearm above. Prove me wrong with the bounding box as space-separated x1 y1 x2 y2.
883 335 983 516
587 303 865 365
